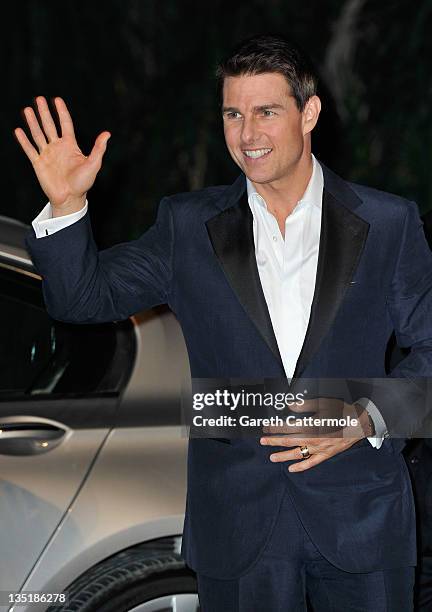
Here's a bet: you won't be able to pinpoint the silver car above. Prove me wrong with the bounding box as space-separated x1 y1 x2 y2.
0 215 199 612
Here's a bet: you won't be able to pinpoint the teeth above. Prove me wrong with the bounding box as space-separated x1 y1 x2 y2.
244 148 272 158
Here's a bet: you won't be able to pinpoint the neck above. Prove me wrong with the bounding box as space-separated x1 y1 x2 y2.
251 152 313 216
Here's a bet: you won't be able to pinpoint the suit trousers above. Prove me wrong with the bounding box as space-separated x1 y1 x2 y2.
196 488 415 611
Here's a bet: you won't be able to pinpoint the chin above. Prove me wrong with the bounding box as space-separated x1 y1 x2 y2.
245 171 277 185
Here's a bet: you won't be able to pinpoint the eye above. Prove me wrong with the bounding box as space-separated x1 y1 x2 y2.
224 111 242 120
261 109 276 117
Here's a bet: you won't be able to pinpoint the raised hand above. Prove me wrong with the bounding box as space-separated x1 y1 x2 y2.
14 96 111 216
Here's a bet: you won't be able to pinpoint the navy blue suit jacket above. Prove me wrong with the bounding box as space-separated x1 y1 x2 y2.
25 163 432 578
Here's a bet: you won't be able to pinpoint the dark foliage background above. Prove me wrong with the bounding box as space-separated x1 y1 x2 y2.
3 0 432 247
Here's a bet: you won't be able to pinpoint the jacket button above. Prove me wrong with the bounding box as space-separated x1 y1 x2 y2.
410 456 419 464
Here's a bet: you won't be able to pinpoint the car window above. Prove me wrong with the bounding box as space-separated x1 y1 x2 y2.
0 264 135 400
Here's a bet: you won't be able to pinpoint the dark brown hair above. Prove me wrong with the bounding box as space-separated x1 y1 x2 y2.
216 34 318 111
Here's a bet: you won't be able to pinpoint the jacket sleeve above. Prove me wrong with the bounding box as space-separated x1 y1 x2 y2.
24 197 174 324
363 201 432 439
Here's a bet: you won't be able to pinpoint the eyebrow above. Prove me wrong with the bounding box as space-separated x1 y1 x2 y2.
222 103 285 113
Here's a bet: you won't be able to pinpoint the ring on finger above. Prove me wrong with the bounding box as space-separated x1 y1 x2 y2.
299 445 311 459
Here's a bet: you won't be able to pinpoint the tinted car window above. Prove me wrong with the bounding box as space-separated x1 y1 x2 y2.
0 265 135 399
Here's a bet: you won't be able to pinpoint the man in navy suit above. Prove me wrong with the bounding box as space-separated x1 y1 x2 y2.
16 35 432 611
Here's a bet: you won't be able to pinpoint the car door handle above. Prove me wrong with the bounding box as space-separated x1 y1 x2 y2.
0 418 69 455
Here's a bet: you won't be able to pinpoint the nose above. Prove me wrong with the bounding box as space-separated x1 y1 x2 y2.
241 116 260 146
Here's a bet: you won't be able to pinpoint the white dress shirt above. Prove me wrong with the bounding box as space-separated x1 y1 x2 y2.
31 156 387 446
248 157 322 381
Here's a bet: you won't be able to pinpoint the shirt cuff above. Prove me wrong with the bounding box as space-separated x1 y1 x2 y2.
32 201 88 238
356 397 389 449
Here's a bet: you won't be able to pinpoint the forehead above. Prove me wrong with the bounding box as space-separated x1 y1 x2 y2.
222 72 292 105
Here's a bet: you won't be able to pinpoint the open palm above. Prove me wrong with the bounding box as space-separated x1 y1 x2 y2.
15 96 110 212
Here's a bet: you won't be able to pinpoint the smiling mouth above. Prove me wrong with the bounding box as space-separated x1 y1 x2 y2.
243 148 272 159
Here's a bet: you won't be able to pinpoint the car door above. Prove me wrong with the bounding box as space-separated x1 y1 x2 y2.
0 262 136 597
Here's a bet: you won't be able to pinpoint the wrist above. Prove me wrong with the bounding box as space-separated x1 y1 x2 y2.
51 196 87 218
356 404 376 438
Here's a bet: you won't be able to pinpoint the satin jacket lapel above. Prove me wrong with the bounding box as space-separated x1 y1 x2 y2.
292 179 370 380
206 190 284 369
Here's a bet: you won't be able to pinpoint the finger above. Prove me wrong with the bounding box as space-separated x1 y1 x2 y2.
54 97 76 139
289 405 317 413
35 96 59 141
262 422 314 436
260 434 310 447
269 447 306 462
291 397 344 415
14 128 39 163
287 438 350 458
261 436 306 447
288 453 324 473
261 434 324 447
262 424 304 435
87 131 111 167
23 106 47 151
289 399 317 413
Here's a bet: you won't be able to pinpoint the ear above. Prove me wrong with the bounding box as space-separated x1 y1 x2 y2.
302 95 321 135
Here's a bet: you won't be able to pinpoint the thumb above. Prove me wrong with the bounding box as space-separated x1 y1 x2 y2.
88 131 111 167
